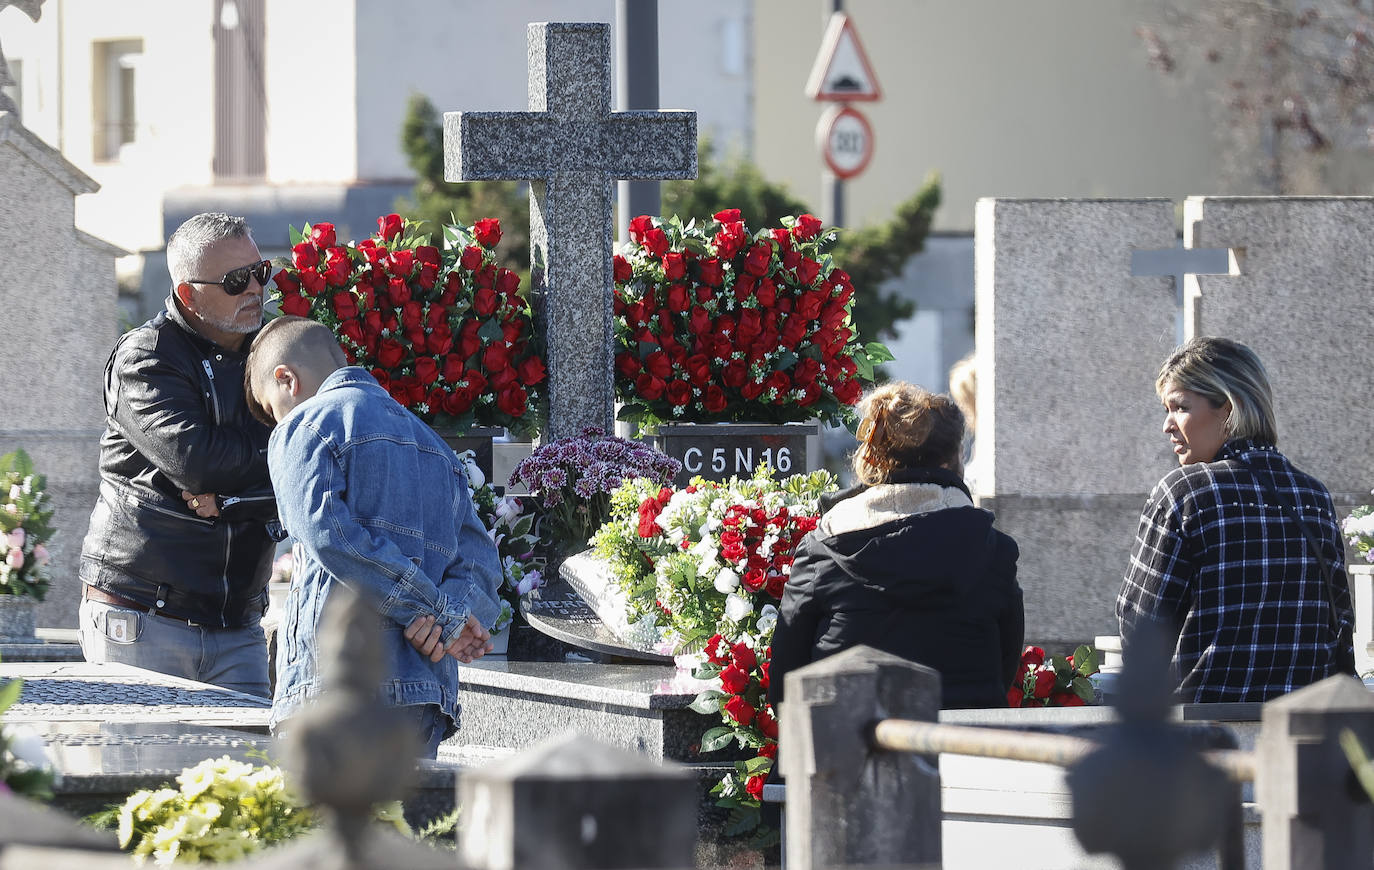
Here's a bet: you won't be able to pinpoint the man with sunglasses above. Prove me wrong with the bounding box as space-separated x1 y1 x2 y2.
78 212 279 697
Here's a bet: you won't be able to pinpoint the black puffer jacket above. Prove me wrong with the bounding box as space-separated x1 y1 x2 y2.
79 298 278 627
769 468 1023 710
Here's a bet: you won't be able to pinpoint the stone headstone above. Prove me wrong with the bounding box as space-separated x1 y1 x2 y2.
458 732 696 870
444 22 697 439
973 198 1178 649
0 95 121 630
1183 196 1374 504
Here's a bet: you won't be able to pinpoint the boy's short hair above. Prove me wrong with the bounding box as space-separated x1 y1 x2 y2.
244 316 348 426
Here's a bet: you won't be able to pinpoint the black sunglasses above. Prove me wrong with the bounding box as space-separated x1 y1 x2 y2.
191 260 272 296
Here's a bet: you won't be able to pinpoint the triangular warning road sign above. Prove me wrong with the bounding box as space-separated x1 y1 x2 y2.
805 12 882 102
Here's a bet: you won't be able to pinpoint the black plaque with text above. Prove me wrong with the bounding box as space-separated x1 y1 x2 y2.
645 423 818 486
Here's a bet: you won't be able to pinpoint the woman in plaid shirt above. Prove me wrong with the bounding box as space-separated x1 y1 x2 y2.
1117 337 1355 702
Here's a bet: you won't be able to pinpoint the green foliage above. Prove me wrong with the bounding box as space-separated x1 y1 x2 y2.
396 93 530 273
661 140 811 230
0 672 56 802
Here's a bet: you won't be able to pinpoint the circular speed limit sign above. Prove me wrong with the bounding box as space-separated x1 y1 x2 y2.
816 105 874 180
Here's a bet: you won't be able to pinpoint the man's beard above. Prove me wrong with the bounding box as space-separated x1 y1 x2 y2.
200 298 263 334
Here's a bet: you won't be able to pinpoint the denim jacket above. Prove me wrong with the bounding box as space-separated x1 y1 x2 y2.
268 367 503 730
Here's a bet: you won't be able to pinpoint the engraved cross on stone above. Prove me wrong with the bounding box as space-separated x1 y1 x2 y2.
443 22 697 439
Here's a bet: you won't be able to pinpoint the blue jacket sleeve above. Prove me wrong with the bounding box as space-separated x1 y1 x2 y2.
270 419 484 646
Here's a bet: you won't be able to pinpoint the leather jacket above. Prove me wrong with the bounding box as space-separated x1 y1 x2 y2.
79 296 278 627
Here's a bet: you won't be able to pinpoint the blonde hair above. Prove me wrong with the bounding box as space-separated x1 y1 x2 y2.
852 382 966 486
1156 336 1277 446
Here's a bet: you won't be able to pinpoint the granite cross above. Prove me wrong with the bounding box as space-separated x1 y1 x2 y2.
443 22 697 439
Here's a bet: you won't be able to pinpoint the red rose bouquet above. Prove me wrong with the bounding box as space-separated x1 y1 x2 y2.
612 210 892 433
271 214 545 438
1007 644 1100 708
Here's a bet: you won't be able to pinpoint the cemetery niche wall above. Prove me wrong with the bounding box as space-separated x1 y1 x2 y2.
974 196 1374 651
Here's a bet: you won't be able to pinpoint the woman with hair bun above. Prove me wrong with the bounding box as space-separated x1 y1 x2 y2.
1117 336 1355 702
767 382 1024 710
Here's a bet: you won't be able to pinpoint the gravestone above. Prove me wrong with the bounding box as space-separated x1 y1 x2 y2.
973 199 1178 649
0 25 122 630
1183 196 1374 504
444 21 697 439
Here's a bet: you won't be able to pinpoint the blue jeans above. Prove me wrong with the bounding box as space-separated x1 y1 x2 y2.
78 598 270 698
399 703 452 760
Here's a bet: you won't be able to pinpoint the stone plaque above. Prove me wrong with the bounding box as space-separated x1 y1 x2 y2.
644 423 818 486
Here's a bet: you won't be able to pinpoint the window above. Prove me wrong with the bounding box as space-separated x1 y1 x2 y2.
2 58 20 118
94 39 142 161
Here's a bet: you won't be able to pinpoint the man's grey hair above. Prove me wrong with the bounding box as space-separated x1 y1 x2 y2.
166 213 253 285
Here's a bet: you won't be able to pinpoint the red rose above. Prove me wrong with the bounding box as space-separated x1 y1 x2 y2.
442 390 472 416
613 254 633 283
387 382 411 405
628 215 655 244
1032 670 1057 699
684 354 711 386
704 633 729 665
644 351 673 379
1007 687 1026 708
414 356 440 386
744 243 772 277
482 343 511 371
722 360 749 388
496 385 527 416
292 242 320 270
713 208 742 223
665 380 692 406
1022 646 1046 667
642 227 670 258
755 282 777 309
833 377 862 406
309 222 337 248
387 277 411 307
369 368 389 388
666 284 690 313
731 642 757 673
795 257 821 286
770 228 792 248
702 384 727 413
662 251 687 281
460 245 483 271
635 373 665 400
426 325 453 356
764 573 786 598
474 265 495 289
400 301 423 331
474 287 498 317
741 380 765 401
330 291 358 321
273 269 300 293
338 318 365 347
697 257 724 288
517 355 547 386
387 249 414 279
280 291 311 317
376 339 406 370
460 368 487 397
724 695 755 726
719 666 749 695
796 290 825 320
733 274 756 301
792 213 823 240
1053 692 1087 708
496 268 520 296
756 708 779 740
473 218 503 248
745 774 766 800
782 249 801 271
616 353 641 378
737 310 763 345
742 567 766 592
356 239 383 264
378 213 403 241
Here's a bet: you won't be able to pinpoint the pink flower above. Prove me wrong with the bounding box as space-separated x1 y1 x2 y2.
6 548 23 569
5 528 22 549
32 544 48 565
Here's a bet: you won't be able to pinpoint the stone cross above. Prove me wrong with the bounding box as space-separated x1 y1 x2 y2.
0 0 44 115
444 21 697 439
1130 242 1232 342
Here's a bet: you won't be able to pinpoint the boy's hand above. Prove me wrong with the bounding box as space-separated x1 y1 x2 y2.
403 615 448 662
403 614 494 663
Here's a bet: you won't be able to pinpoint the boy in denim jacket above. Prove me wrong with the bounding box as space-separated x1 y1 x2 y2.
243 316 502 758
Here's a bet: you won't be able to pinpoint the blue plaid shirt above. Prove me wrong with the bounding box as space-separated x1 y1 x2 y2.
1117 439 1354 703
